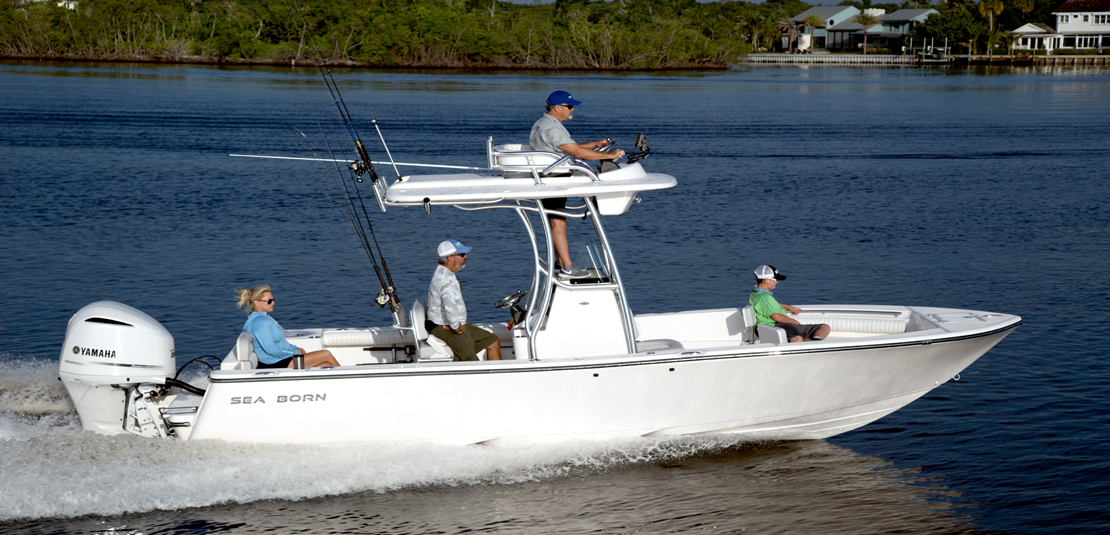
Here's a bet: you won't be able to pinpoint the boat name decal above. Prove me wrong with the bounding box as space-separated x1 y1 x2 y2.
230 394 326 405
72 346 116 358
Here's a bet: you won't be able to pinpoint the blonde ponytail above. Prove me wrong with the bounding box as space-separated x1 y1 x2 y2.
235 285 271 313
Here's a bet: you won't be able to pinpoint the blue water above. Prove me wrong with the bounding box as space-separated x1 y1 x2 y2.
1 61 1108 533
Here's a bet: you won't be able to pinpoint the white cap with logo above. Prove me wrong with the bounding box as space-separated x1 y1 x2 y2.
754 265 787 281
437 240 473 257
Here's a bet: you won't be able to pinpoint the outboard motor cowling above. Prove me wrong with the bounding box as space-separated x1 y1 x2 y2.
59 301 176 436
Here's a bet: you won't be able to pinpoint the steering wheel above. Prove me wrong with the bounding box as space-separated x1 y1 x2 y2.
493 290 527 309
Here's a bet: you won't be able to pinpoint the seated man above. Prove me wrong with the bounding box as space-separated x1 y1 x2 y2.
749 265 831 343
426 240 502 361
529 90 625 279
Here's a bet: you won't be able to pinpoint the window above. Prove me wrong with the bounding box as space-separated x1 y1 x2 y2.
1083 14 1089 22
1060 15 1069 23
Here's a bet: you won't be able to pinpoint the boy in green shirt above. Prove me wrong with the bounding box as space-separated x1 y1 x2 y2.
749 265 830 343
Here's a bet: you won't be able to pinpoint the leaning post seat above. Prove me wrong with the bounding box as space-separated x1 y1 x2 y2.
487 141 599 182
409 299 488 362
221 331 258 370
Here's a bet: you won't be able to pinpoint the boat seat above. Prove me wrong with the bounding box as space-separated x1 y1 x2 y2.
221 331 258 370
757 324 788 344
410 299 485 362
741 305 757 344
490 143 563 169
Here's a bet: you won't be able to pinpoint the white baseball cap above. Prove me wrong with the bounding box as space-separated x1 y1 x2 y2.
437 240 472 257
754 265 787 281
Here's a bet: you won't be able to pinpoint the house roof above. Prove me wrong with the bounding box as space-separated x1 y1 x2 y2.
880 9 938 22
1012 22 1058 34
1053 0 1110 13
828 18 881 32
791 6 860 23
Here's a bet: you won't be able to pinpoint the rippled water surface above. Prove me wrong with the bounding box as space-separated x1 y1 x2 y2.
1 61 1109 533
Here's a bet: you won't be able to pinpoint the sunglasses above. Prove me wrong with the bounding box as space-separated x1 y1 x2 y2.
451 253 467 257
559 104 574 110
258 298 274 304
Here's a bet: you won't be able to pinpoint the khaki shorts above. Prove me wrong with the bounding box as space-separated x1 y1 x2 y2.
429 322 500 361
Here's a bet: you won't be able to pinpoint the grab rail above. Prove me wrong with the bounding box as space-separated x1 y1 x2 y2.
488 146 602 184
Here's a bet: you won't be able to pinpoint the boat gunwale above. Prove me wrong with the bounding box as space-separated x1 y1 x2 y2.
206 319 1021 384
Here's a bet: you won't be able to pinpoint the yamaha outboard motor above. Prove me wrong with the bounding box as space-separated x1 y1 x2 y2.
58 301 176 437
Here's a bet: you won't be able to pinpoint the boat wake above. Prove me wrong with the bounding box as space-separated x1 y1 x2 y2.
0 356 763 523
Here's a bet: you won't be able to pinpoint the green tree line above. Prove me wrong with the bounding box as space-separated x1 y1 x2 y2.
0 0 813 69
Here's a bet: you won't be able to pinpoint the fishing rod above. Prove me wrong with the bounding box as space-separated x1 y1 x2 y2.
284 0 406 325
293 125 390 308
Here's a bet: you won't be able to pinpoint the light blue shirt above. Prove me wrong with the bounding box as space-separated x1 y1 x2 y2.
243 312 299 364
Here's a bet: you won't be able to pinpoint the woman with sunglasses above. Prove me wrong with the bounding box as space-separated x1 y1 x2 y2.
235 285 339 369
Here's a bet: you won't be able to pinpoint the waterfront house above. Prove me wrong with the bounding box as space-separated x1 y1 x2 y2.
787 6 860 50
1012 23 1062 52
1051 0 1110 50
826 9 938 52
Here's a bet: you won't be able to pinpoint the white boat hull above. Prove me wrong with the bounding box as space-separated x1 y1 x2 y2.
183 315 1016 445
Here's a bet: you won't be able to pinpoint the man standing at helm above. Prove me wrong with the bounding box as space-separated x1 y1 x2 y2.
427 240 502 361
529 90 625 280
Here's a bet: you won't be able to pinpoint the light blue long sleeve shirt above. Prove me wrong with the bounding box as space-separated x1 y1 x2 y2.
243 312 299 364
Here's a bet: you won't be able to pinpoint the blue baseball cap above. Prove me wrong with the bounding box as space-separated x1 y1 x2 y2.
437 240 472 257
546 90 582 107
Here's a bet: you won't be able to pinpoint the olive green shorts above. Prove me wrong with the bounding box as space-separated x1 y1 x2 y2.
429 322 499 361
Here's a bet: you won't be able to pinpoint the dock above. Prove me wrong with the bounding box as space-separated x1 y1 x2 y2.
745 54 917 66
744 53 1110 67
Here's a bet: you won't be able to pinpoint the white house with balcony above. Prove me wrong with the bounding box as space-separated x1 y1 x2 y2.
1012 23 1062 52
787 6 861 50
1052 0 1110 50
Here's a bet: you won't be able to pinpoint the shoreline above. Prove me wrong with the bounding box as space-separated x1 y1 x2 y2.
0 53 732 71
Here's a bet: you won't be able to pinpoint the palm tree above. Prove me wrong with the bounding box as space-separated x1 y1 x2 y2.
743 13 773 50
802 14 826 50
993 29 1018 58
960 24 985 56
978 0 1004 58
777 17 799 52
853 12 880 54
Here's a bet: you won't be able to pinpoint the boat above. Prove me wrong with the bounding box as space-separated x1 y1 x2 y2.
56 134 1021 445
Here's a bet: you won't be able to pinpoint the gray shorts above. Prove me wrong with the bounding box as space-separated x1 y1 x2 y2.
776 322 824 341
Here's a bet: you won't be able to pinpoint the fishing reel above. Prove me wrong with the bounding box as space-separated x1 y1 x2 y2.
348 160 368 182
374 287 393 307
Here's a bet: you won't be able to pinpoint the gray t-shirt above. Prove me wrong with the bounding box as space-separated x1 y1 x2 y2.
529 113 575 155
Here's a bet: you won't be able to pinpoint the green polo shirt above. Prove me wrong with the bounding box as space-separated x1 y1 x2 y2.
749 287 786 326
